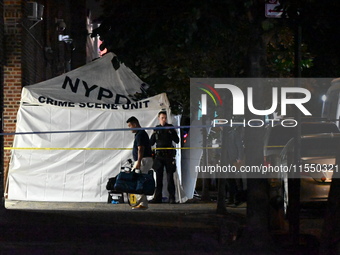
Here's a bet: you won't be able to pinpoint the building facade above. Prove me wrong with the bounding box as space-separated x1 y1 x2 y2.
0 0 4 204
2 0 91 194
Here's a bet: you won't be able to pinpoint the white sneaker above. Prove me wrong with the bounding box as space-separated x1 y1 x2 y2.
132 204 148 210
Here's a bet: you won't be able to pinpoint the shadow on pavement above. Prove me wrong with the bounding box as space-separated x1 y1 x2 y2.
1 200 245 254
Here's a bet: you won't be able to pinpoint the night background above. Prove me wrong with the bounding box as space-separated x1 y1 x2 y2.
1 0 340 254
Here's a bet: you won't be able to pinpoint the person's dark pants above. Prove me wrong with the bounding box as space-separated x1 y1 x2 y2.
226 178 237 203
226 178 244 204
153 156 176 201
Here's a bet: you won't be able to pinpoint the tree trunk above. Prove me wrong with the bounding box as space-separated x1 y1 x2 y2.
241 96 273 253
216 178 227 214
288 17 302 245
234 8 276 253
201 178 211 202
320 153 340 254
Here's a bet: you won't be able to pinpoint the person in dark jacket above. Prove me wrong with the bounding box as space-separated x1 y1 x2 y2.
149 111 179 204
223 126 244 205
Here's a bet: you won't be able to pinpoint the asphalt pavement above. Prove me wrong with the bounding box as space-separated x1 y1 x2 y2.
1 199 246 255
0 199 324 255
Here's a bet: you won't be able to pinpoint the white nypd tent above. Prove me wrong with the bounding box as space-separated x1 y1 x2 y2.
7 53 188 203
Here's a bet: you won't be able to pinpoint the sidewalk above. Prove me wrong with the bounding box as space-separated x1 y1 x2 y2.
4 199 247 212
0 199 323 255
1 199 246 255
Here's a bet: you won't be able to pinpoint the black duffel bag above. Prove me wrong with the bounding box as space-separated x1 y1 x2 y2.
106 176 117 191
114 170 155 195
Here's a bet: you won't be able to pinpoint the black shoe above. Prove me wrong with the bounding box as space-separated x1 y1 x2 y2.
234 200 241 206
149 199 162 204
169 199 177 204
226 199 234 205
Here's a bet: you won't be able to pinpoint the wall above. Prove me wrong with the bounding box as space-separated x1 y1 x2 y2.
3 0 22 187
0 0 4 203
3 0 87 192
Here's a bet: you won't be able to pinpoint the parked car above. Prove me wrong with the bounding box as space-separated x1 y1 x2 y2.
265 121 339 220
322 78 340 128
264 121 340 166
280 133 340 213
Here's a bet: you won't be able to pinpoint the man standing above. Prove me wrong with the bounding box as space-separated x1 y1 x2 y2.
223 126 244 206
150 111 179 204
126 116 153 210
